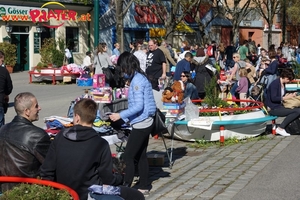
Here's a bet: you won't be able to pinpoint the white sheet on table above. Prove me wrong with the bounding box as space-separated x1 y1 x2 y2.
102 134 127 145
187 117 215 130
44 116 73 125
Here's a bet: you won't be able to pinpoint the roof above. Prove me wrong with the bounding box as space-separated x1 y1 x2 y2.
211 17 232 26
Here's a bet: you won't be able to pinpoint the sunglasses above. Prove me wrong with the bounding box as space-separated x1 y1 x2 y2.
180 75 186 77
233 57 236 58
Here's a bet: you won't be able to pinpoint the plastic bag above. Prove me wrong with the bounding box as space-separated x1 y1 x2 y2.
184 97 199 121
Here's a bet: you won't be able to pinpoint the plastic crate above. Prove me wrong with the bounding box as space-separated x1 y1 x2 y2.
76 78 93 86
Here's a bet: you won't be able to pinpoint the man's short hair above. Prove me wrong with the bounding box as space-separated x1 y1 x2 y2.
86 51 91 56
14 92 35 115
185 52 193 58
73 99 97 124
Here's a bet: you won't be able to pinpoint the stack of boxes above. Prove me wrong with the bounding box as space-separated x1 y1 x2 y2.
91 87 112 103
162 102 185 123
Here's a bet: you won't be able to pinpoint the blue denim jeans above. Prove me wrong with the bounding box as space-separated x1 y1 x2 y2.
230 82 238 98
0 107 5 128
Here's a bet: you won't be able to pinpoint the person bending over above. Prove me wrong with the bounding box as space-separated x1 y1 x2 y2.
265 68 300 136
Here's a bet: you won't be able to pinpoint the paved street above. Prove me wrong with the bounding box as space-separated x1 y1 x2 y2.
6 72 300 200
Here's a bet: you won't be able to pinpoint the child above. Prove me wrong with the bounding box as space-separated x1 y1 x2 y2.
236 68 249 107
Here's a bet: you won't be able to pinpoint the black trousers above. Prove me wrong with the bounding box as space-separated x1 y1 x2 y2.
122 123 153 189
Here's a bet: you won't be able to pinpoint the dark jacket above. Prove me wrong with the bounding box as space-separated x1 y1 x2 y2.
0 66 13 107
193 56 214 94
40 125 123 200
265 78 285 110
0 116 51 191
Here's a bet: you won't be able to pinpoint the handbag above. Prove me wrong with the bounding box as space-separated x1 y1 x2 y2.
97 55 114 84
285 118 300 135
283 96 300 109
152 108 168 136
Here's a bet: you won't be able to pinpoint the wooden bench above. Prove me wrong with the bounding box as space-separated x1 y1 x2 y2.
29 68 80 85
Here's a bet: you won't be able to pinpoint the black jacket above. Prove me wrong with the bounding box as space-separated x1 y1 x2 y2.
0 116 51 191
40 125 123 200
0 66 13 107
193 56 215 94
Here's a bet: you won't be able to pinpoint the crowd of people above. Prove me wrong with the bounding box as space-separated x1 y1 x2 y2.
2 38 300 199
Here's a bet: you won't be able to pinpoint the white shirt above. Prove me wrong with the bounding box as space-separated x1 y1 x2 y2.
133 50 147 72
83 55 92 67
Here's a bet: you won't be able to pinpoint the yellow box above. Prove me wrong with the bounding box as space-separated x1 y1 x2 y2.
147 154 165 166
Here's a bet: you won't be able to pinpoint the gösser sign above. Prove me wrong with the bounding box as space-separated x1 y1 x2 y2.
0 2 91 28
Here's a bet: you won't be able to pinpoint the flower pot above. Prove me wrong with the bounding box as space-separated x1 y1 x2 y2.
6 65 13 73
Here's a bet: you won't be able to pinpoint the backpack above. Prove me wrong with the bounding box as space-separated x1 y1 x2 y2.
207 45 213 57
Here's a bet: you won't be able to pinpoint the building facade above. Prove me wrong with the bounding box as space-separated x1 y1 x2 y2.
0 0 94 71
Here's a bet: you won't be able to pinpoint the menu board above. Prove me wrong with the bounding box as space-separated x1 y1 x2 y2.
34 32 40 54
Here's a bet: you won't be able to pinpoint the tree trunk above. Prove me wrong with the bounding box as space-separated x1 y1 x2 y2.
116 0 124 52
232 26 240 48
267 23 273 49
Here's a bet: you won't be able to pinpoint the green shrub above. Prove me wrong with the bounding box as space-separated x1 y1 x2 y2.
0 183 72 200
40 37 65 67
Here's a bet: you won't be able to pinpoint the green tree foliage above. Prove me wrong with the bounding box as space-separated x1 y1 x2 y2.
287 0 300 24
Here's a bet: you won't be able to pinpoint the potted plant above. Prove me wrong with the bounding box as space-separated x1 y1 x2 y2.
0 176 79 199
0 42 17 73
39 38 65 68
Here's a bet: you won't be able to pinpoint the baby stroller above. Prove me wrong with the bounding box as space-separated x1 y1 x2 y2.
249 83 265 104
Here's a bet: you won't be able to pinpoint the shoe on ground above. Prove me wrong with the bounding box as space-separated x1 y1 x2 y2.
275 128 290 136
138 189 150 196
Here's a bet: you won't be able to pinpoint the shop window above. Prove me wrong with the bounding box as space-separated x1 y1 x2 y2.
66 27 79 52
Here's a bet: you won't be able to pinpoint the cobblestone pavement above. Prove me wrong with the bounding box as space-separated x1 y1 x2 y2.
115 134 292 200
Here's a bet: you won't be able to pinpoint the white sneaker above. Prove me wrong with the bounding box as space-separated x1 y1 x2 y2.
275 128 290 136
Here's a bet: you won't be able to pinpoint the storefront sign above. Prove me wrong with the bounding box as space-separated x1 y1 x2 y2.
0 5 47 21
30 2 91 28
0 2 91 28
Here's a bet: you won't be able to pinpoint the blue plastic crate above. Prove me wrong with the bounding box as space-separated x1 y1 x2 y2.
77 78 93 86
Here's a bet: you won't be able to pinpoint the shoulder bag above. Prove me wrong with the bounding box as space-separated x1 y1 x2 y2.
152 108 168 136
283 95 300 109
97 55 113 83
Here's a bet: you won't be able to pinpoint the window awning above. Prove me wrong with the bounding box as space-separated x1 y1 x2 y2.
175 21 195 33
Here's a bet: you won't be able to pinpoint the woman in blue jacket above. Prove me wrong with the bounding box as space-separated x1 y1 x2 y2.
109 52 156 195
265 68 300 136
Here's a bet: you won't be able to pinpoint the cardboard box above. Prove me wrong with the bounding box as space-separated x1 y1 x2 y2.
147 154 165 166
63 76 72 82
163 102 186 110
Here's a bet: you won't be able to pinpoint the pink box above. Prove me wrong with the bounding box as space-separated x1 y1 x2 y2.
93 74 105 88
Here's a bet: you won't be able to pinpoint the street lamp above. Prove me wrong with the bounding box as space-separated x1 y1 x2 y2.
36 23 43 33
5 23 12 33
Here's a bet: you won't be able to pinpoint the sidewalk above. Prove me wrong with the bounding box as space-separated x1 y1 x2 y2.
6 72 299 200
143 135 296 200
